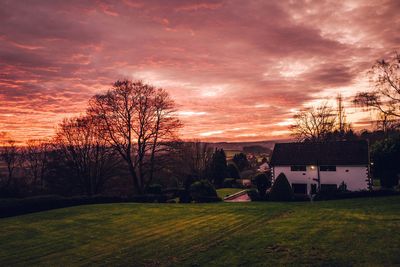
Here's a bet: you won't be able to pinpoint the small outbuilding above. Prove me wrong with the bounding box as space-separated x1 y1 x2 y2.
270 140 371 195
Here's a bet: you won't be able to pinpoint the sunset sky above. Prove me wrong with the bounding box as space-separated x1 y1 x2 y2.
0 0 399 143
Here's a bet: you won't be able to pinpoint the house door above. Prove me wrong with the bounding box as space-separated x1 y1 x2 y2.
310 184 317 195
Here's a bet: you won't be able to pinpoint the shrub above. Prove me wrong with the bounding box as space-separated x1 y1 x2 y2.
0 195 122 218
371 136 400 188
146 184 162 195
270 173 294 201
232 153 249 171
190 180 220 202
177 188 191 203
252 172 272 200
226 163 240 179
222 178 237 188
314 189 400 201
0 194 173 218
246 188 260 201
338 181 348 192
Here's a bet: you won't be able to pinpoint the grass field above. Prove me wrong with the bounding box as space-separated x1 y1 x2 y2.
0 197 400 266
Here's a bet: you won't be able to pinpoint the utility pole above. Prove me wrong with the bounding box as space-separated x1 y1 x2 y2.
336 94 347 135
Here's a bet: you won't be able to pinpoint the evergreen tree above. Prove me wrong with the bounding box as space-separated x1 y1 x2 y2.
270 173 294 201
209 148 227 187
232 153 249 171
226 163 240 179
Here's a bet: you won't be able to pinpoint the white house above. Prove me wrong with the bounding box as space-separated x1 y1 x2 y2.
270 141 371 195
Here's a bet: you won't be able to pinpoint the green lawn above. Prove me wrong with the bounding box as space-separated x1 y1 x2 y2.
1 197 400 266
216 188 244 198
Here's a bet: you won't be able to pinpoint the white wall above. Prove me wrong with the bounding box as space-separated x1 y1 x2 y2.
273 165 369 194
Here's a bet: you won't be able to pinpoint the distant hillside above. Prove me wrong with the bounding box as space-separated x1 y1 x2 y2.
208 139 292 151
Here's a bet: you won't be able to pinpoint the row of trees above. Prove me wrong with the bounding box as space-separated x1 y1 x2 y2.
0 80 184 197
0 80 255 198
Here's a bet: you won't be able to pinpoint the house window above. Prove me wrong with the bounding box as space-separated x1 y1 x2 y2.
320 165 336 172
290 165 306 172
292 183 307 194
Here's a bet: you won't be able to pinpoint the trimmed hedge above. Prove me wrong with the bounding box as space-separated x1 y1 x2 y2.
0 194 169 218
190 180 221 203
314 189 400 201
270 173 294 201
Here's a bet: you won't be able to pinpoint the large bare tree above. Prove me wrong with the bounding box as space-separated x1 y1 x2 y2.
88 80 182 194
354 51 400 124
290 103 336 142
55 115 120 195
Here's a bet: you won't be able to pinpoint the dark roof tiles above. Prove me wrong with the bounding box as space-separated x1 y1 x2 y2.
270 140 369 166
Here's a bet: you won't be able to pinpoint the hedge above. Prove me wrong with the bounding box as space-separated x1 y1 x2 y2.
314 189 400 201
0 194 169 218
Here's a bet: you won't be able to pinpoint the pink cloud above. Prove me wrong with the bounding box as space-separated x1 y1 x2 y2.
0 0 399 142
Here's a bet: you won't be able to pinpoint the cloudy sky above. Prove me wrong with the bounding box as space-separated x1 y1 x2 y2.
0 0 399 142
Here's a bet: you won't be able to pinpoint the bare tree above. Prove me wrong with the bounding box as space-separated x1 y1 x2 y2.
376 113 400 136
354 51 400 120
88 80 182 194
147 89 182 186
23 139 50 190
55 115 120 195
0 138 21 189
180 141 214 180
290 103 336 142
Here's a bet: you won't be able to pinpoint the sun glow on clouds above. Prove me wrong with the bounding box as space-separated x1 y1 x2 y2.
278 61 313 78
177 111 207 117
199 130 224 137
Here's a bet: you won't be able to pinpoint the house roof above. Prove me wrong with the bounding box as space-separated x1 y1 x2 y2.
270 140 369 166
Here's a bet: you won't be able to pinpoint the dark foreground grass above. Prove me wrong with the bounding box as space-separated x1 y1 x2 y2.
0 197 399 266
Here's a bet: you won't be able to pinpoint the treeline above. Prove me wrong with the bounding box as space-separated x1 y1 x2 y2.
0 80 253 200
0 80 183 198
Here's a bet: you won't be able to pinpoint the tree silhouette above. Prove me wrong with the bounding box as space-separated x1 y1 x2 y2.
88 80 181 194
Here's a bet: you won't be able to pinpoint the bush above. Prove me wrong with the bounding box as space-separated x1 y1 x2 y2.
189 180 220 202
146 184 162 195
246 189 260 201
0 194 171 218
0 195 122 218
270 173 294 201
252 173 272 200
222 178 237 188
226 163 240 179
177 188 191 203
371 136 400 188
314 189 400 201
